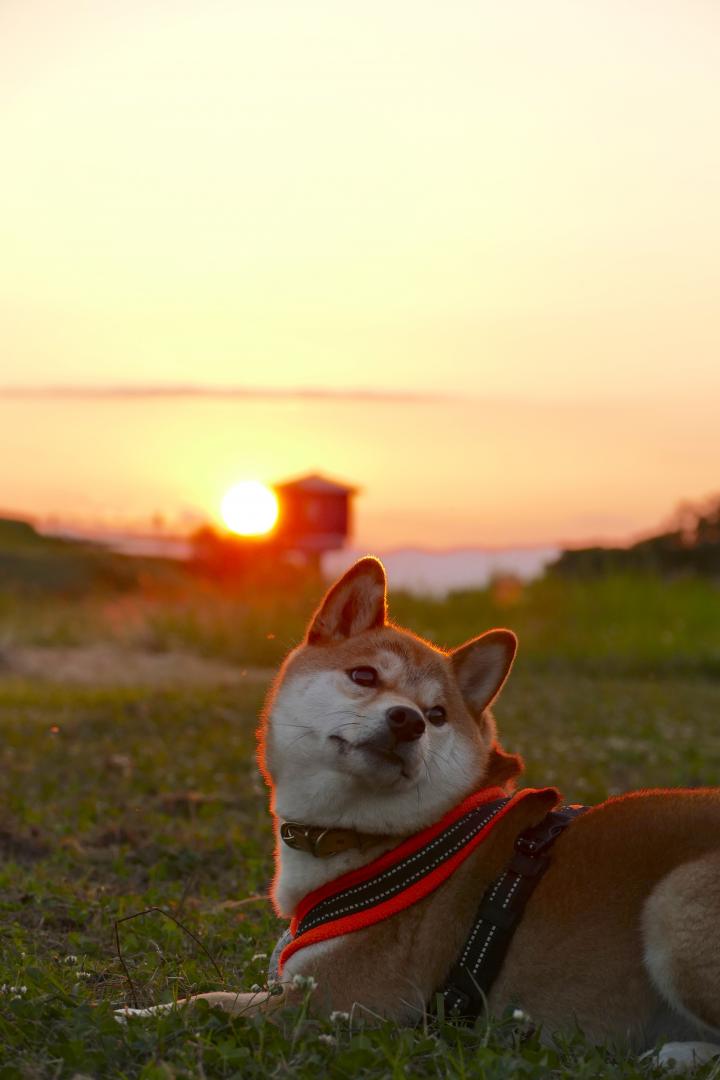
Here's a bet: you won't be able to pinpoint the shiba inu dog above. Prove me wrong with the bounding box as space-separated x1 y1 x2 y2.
123 558 720 1069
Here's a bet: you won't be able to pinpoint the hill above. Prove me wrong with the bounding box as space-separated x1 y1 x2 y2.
0 516 181 595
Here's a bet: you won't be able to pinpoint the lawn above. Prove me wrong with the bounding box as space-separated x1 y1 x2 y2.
2 576 720 1078
3 572 720 676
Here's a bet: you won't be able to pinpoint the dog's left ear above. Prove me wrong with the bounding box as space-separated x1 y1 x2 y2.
307 556 387 644
451 629 517 716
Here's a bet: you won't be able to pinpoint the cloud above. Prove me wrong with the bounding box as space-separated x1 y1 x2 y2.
0 383 446 403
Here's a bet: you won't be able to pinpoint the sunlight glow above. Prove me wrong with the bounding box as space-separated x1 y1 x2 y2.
221 481 278 537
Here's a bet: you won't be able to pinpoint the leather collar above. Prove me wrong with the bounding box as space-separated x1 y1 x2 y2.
280 820 396 858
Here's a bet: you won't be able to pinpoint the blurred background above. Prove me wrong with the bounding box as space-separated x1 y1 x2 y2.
1 0 720 656
2 1 720 569
2 0 720 658
3 0 720 659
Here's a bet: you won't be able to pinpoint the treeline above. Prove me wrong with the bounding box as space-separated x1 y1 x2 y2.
552 494 720 578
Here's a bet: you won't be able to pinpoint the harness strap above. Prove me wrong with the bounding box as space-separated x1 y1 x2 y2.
277 786 557 974
439 803 588 1020
294 797 511 937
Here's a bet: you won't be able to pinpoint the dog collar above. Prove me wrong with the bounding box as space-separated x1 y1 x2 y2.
276 785 548 974
279 821 397 858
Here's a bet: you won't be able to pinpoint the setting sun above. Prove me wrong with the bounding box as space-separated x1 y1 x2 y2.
221 481 279 537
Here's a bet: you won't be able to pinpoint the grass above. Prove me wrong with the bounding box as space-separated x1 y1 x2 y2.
2 572 720 674
393 573 720 678
2 575 720 1077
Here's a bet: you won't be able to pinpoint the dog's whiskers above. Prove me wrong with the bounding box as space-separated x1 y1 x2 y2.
425 746 452 768
324 709 369 720
287 731 314 749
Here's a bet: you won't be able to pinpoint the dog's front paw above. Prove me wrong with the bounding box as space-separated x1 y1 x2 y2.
643 1042 720 1072
114 1002 177 1023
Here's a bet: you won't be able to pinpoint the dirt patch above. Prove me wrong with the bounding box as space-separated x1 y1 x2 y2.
0 825 51 861
90 823 148 848
0 645 272 688
154 790 249 816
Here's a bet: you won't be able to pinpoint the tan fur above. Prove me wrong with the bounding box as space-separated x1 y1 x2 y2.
122 558 720 1060
643 848 720 1032
491 790 720 1047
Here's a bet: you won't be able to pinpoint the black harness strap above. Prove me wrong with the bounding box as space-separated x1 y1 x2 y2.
440 804 588 1020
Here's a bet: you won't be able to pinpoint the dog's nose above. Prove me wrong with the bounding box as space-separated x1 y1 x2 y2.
385 706 426 742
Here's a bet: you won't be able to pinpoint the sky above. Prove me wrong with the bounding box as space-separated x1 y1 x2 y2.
1 1 719 548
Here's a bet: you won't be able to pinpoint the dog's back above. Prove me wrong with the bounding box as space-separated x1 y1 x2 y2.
492 789 720 1046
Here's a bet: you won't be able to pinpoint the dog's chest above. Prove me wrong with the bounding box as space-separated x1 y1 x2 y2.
276 859 493 1020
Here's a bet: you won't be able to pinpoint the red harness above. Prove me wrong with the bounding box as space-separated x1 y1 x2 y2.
278 785 551 974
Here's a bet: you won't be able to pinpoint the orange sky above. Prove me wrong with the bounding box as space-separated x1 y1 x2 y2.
0 390 717 549
1 2 719 547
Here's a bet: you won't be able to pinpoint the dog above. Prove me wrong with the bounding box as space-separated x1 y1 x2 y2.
122 558 720 1070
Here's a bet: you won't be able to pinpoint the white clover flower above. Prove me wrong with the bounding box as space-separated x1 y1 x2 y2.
330 1010 350 1023
317 1034 336 1046
512 1007 529 1022
291 973 318 991
64 955 78 965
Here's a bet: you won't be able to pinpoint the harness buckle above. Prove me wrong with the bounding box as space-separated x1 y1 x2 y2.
514 815 568 858
515 833 549 857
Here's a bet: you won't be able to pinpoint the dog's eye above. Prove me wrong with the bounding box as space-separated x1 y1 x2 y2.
426 705 447 726
348 666 379 687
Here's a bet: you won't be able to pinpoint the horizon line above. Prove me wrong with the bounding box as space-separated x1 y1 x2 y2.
2 510 645 555
0 383 448 403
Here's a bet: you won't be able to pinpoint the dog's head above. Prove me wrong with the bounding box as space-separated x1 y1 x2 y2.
258 557 522 835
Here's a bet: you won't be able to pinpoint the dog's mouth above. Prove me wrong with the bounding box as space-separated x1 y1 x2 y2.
329 733 415 780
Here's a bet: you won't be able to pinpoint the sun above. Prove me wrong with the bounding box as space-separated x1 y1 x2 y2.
221 481 279 537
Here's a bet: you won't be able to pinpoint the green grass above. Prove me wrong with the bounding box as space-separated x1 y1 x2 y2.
393 573 720 678
2 658 720 1078
3 572 720 675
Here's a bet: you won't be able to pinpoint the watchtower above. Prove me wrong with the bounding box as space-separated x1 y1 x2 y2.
273 473 356 559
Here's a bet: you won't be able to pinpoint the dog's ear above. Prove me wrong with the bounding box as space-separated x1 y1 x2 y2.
306 557 387 644
450 629 517 716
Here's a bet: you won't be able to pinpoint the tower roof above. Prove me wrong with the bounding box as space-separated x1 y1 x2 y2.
274 473 358 496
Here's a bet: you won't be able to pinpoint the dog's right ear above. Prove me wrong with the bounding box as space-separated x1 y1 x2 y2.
307 557 387 645
450 629 517 717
